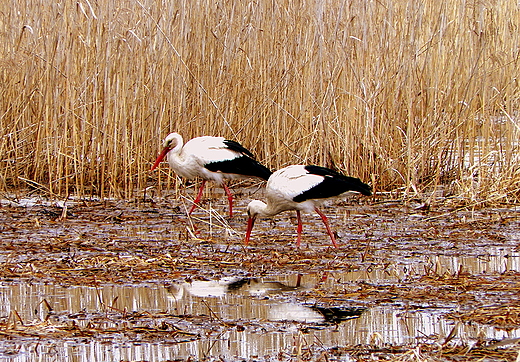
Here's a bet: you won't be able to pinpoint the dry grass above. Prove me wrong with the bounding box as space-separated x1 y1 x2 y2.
1 0 520 200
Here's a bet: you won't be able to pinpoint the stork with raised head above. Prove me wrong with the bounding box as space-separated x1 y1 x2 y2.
151 133 271 217
245 165 372 247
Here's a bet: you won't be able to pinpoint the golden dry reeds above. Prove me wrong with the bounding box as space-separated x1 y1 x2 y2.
1 0 519 200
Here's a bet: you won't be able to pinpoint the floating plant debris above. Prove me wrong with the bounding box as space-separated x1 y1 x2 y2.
1 195 520 361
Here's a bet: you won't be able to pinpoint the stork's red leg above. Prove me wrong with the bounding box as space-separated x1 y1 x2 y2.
222 183 234 218
188 180 206 215
315 207 338 248
296 210 303 247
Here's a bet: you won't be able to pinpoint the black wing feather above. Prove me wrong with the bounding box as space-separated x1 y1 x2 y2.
205 156 272 180
293 165 372 202
223 140 255 158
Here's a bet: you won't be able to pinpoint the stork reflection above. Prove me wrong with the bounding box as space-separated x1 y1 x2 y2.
165 275 365 324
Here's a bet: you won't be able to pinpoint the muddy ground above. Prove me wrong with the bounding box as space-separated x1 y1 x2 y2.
1 187 520 361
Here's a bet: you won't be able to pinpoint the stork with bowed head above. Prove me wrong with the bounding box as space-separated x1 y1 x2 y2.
245 165 372 248
151 133 272 217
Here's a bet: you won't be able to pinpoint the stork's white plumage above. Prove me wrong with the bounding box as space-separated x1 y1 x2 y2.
245 165 372 247
151 133 271 217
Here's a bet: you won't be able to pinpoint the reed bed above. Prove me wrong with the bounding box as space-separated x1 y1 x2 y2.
1 0 519 201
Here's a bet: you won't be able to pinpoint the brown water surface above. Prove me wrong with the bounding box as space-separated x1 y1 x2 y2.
1 193 520 361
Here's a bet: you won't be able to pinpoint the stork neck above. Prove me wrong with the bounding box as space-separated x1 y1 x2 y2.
260 201 290 217
170 134 184 154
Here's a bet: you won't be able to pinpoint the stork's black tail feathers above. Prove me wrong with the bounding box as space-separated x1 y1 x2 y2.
293 165 371 203
307 165 372 196
342 175 372 196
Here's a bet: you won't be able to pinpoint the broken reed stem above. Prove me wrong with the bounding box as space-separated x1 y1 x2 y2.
0 0 519 200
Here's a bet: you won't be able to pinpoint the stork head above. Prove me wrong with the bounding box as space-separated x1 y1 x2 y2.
246 200 267 219
244 200 267 245
162 132 182 149
150 133 183 171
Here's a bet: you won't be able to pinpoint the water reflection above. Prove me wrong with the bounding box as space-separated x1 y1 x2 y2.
0 270 519 361
165 276 303 299
268 303 365 323
166 276 365 324
434 251 520 275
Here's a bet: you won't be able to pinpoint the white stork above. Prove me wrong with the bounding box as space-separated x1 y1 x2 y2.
245 165 372 247
151 133 271 217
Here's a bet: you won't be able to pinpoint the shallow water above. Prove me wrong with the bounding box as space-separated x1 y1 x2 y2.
1 249 519 362
2 197 520 360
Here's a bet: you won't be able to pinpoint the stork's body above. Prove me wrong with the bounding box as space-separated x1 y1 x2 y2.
245 165 372 247
151 133 271 217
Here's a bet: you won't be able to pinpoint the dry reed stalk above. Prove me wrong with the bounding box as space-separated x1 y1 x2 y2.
0 0 519 201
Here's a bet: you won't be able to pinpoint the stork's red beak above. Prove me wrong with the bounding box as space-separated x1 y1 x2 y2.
244 216 256 245
150 147 170 171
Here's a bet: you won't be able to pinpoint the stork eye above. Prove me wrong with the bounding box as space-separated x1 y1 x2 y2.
164 138 176 148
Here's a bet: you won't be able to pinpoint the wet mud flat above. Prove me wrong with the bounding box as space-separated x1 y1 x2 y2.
1 189 520 361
